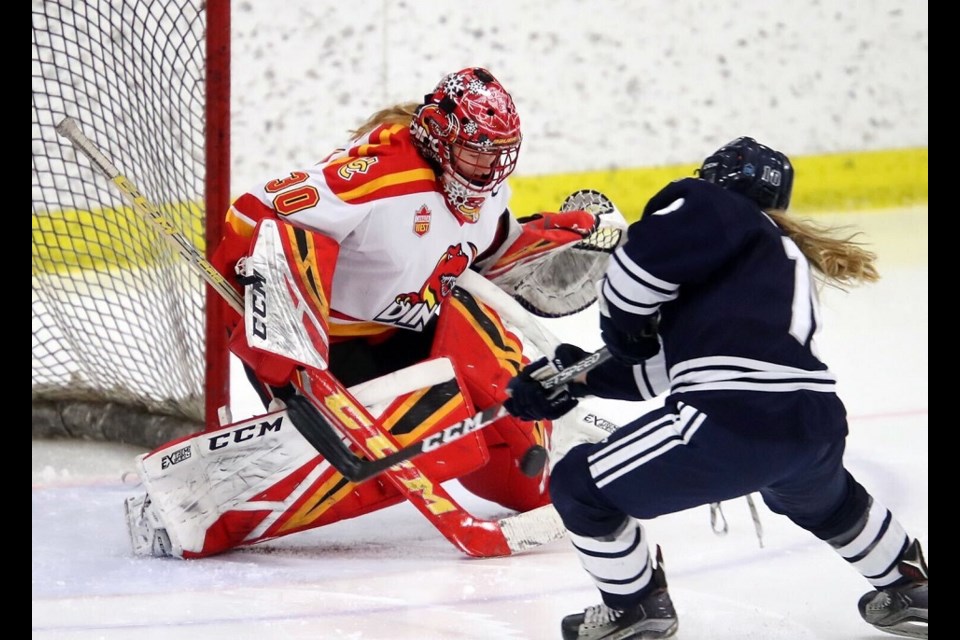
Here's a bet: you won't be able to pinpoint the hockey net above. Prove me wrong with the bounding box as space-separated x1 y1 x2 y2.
32 0 231 448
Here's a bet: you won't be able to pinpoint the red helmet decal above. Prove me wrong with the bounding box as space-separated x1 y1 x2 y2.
410 68 522 220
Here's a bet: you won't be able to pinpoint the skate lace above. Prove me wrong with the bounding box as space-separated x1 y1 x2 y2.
583 604 622 628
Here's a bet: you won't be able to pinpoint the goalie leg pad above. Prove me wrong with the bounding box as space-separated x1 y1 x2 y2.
457 419 553 512
127 357 488 558
432 287 553 512
130 408 322 558
352 357 490 479
124 492 173 557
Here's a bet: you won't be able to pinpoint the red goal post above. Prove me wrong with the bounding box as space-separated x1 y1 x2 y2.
32 0 231 447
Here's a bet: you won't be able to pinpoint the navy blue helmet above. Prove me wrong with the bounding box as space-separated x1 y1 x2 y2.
697 136 794 210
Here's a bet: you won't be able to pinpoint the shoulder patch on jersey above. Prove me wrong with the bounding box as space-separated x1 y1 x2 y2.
323 126 438 204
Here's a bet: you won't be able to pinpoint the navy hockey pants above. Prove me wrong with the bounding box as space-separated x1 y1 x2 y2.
550 399 854 539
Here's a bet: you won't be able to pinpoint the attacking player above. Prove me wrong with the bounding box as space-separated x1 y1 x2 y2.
505 137 928 639
123 66 626 559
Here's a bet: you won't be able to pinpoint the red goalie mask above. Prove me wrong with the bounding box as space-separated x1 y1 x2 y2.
411 67 522 223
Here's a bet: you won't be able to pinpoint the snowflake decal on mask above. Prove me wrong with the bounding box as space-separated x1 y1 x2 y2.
443 179 470 204
443 74 466 95
467 77 491 95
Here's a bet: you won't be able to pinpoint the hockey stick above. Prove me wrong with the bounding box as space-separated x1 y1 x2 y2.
456 269 621 434
53 117 577 557
55 117 245 315
284 345 611 483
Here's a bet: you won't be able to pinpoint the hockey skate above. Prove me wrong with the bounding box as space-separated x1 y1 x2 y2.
124 493 173 557
561 561 678 640
858 539 928 639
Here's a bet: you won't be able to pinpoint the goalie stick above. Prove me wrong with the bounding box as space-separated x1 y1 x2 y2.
55 117 245 315
283 346 611 483
53 117 593 557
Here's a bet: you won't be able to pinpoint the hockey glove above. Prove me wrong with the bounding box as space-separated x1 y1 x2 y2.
504 343 592 421
600 313 661 365
515 210 599 237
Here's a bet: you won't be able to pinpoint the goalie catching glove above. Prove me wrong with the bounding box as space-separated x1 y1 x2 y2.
479 190 628 318
505 343 593 421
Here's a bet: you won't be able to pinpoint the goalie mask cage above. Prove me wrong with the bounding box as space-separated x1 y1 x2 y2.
32 0 231 448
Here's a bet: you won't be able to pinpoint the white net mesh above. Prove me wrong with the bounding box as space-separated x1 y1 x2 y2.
32 0 213 445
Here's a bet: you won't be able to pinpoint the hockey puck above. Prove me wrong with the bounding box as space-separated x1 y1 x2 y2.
519 445 548 477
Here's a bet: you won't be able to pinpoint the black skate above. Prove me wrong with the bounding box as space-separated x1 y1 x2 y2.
561 557 678 640
858 539 928 639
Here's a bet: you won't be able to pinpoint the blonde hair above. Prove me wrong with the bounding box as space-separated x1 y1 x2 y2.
767 211 880 289
349 101 420 138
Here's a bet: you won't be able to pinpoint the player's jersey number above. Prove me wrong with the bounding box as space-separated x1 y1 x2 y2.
781 236 821 350
265 171 320 216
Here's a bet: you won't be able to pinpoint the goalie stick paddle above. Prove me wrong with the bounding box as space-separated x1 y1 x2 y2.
284 346 612 484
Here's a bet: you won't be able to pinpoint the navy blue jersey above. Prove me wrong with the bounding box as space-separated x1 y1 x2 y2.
596 177 847 441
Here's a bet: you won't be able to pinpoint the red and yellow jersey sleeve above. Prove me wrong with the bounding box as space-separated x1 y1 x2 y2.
321 125 438 205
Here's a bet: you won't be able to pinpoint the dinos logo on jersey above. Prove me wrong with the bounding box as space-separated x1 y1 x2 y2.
413 205 431 236
456 197 484 222
375 243 477 330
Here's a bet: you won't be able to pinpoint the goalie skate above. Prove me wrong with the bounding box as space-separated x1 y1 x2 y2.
124 493 173 558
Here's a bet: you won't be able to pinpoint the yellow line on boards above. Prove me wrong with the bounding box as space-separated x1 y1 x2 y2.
509 147 928 222
33 147 926 274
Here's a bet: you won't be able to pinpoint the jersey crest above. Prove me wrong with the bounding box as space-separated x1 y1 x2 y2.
413 205 432 237
375 243 477 330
